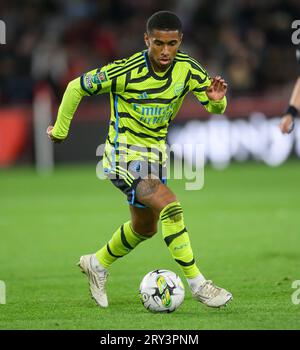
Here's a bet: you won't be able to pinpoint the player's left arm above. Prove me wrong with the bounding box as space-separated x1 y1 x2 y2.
190 66 227 115
205 76 228 113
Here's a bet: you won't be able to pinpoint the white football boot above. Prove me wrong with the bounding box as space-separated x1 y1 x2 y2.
77 254 109 308
192 280 232 308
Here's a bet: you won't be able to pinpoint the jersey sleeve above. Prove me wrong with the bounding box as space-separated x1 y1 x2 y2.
51 62 126 140
189 62 227 115
80 63 126 96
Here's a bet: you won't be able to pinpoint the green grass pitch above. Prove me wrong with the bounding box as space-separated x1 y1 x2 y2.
0 161 300 330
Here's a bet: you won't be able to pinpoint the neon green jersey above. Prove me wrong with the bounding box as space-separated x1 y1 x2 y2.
52 50 227 170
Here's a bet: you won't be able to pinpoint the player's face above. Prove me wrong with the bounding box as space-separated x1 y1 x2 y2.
144 30 182 72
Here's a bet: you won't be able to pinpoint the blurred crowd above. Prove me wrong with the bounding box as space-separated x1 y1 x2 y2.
0 0 299 105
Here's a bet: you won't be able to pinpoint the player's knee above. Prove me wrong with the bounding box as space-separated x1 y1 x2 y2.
156 193 178 212
165 195 178 205
141 228 157 238
132 222 158 238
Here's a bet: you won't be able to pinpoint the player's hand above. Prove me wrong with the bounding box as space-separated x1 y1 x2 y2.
206 76 228 101
279 114 295 134
46 126 64 143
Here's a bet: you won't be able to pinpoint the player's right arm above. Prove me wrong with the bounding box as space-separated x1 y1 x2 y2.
47 64 125 142
47 76 90 142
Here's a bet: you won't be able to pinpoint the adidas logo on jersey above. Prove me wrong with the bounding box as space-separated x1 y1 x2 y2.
138 92 149 99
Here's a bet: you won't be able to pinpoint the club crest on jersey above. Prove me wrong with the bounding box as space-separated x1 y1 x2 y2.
92 71 108 84
174 82 184 95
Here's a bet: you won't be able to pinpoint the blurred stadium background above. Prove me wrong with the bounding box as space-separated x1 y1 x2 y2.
1 0 300 168
1 0 300 330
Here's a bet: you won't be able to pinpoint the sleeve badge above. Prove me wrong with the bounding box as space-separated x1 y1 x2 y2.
92 71 108 84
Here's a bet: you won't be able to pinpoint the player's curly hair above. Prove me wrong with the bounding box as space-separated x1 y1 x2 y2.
146 11 182 34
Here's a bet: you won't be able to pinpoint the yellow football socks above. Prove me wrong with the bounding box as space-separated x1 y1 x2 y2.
160 201 201 279
95 221 149 268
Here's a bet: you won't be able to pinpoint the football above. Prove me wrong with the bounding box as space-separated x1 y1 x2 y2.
139 269 185 313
